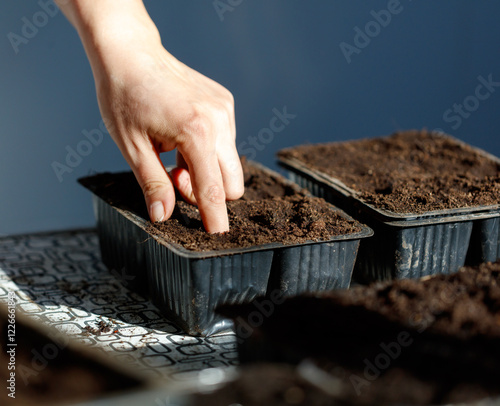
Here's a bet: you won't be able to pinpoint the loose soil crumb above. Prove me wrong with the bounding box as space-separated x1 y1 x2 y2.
79 160 362 252
219 261 500 405
83 317 114 336
278 130 500 214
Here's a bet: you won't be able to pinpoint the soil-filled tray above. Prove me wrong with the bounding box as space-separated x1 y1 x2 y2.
78 160 372 336
218 261 500 405
0 303 146 405
278 130 500 283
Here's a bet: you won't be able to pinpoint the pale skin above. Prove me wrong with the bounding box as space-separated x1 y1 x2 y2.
56 0 244 233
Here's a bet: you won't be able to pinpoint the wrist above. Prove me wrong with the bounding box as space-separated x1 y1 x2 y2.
86 23 163 88
60 0 162 84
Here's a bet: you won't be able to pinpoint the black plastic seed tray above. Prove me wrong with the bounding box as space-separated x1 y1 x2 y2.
79 162 373 336
278 133 500 283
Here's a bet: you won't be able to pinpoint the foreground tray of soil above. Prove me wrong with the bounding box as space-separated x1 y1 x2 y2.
188 363 343 406
78 160 372 336
218 261 500 405
0 303 145 405
278 130 500 283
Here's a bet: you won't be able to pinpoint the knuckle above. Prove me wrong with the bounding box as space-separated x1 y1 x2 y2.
209 102 234 133
221 89 234 108
141 180 168 199
180 107 212 139
202 184 226 206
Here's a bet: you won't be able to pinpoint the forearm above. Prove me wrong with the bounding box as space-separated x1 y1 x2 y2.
56 0 161 83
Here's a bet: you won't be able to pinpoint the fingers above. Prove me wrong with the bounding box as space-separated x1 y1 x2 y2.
218 144 244 201
170 166 197 205
172 148 243 204
172 96 243 232
179 143 229 233
121 137 176 223
170 152 196 205
216 91 244 201
173 146 243 205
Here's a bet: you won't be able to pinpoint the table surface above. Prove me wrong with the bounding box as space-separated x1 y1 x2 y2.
0 228 239 383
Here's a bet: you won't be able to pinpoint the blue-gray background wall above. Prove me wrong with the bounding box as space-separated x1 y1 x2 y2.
1 0 499 235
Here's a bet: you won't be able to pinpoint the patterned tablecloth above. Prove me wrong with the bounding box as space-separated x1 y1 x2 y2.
0 228 238 383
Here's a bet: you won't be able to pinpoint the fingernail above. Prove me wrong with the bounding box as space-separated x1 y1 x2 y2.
149 201 165 222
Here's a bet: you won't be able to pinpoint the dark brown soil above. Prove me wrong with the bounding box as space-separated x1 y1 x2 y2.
218 261 500 405
278 130 500 214
0 308 141 405
79 160 362 252
337 261 500 340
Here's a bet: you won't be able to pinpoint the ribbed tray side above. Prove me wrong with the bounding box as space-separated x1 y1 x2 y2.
268 240 359 296
353 222 472 283
145 240 274 336
467 217 500 265
352 226 396 283
145 238 193 333
395 222 473 279
93 196 149 293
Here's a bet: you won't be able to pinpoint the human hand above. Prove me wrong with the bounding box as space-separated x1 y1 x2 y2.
95 42 244 233
58 0 244 233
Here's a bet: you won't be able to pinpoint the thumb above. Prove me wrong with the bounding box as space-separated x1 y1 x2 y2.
128 149 176 223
